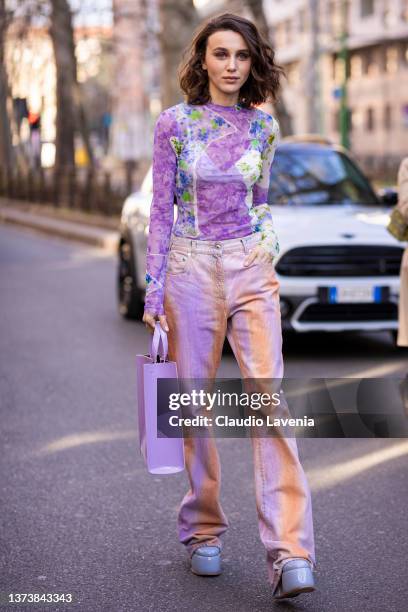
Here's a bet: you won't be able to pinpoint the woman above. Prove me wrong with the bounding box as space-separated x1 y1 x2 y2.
142 12 316 600
396 157 408 347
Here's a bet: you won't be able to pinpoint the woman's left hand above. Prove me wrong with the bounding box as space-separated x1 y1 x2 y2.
244 245 274 267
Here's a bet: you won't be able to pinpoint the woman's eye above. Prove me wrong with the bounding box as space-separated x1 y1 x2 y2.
214 52 249 59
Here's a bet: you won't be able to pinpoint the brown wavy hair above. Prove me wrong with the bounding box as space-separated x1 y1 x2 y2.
179 12 285 109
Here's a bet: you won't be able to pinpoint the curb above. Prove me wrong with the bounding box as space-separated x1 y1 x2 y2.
0 206 120 253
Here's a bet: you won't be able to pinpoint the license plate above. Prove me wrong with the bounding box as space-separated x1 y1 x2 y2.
328 286 382 303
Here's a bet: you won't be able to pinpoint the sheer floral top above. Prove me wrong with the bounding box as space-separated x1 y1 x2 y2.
144 100 281 315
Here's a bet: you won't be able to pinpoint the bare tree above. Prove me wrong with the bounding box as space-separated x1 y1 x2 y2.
3 0 95 172
158 0 200 108
49 0 95 170
110 0 151 192
0 0 14 172
49 0 76 169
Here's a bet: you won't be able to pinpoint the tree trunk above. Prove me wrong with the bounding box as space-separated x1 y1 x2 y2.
0 0 14 172
49 0 77 170
110 0 150 178
159 0 200 108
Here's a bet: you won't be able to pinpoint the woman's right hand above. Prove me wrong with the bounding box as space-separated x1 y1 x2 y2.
142 312 169 334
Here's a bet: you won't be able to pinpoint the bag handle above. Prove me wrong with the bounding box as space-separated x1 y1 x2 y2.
150 321 168 362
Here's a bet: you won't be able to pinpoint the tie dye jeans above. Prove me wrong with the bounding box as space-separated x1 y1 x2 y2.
163 231 316 593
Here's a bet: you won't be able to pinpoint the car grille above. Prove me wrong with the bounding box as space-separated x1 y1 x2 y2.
276 245 403 277
298 302 398 323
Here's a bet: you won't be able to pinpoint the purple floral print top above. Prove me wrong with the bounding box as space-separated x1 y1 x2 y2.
144 100 281 315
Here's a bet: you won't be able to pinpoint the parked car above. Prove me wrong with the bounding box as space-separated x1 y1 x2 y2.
117 138 404 344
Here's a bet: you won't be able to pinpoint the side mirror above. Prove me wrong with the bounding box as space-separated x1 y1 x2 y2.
378 188 398 207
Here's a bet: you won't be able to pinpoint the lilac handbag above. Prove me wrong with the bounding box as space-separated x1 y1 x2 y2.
135 322 185 474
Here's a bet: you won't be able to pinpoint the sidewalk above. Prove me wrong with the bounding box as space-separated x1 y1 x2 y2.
0 198 120 253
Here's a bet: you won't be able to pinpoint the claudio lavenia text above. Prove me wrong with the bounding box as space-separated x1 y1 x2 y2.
168 415 315 428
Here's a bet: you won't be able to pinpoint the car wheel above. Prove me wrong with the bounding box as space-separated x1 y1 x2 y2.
117 237 144 319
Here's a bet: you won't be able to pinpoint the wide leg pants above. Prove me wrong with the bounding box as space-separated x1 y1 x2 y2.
163 231 316 592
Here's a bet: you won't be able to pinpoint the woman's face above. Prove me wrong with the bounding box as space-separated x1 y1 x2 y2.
202 29 252 101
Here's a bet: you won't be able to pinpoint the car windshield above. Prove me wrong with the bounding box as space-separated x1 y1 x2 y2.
268 148 380 207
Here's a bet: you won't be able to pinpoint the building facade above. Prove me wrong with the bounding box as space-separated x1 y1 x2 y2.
266 0 408 178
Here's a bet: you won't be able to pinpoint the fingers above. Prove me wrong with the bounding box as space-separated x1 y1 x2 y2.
244 246 273 266
159 315 169 332
142 313 169 333
145 320 155 334
142 312 156 334
262 252 274 264
244 248 257 267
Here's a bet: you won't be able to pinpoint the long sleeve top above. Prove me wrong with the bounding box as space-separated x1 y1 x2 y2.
144 100 281 315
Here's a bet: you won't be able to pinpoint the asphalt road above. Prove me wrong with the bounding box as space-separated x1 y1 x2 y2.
1 225 407 612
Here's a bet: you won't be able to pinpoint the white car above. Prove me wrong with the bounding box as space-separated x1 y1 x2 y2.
117 139 405 343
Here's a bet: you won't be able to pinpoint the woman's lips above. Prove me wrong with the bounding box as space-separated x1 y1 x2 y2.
223 77 239 81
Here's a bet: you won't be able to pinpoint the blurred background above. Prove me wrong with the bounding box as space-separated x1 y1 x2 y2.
1 0 407 215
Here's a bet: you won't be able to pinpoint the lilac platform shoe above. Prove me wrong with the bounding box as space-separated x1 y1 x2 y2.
273 559 315 599
190 546 222 576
